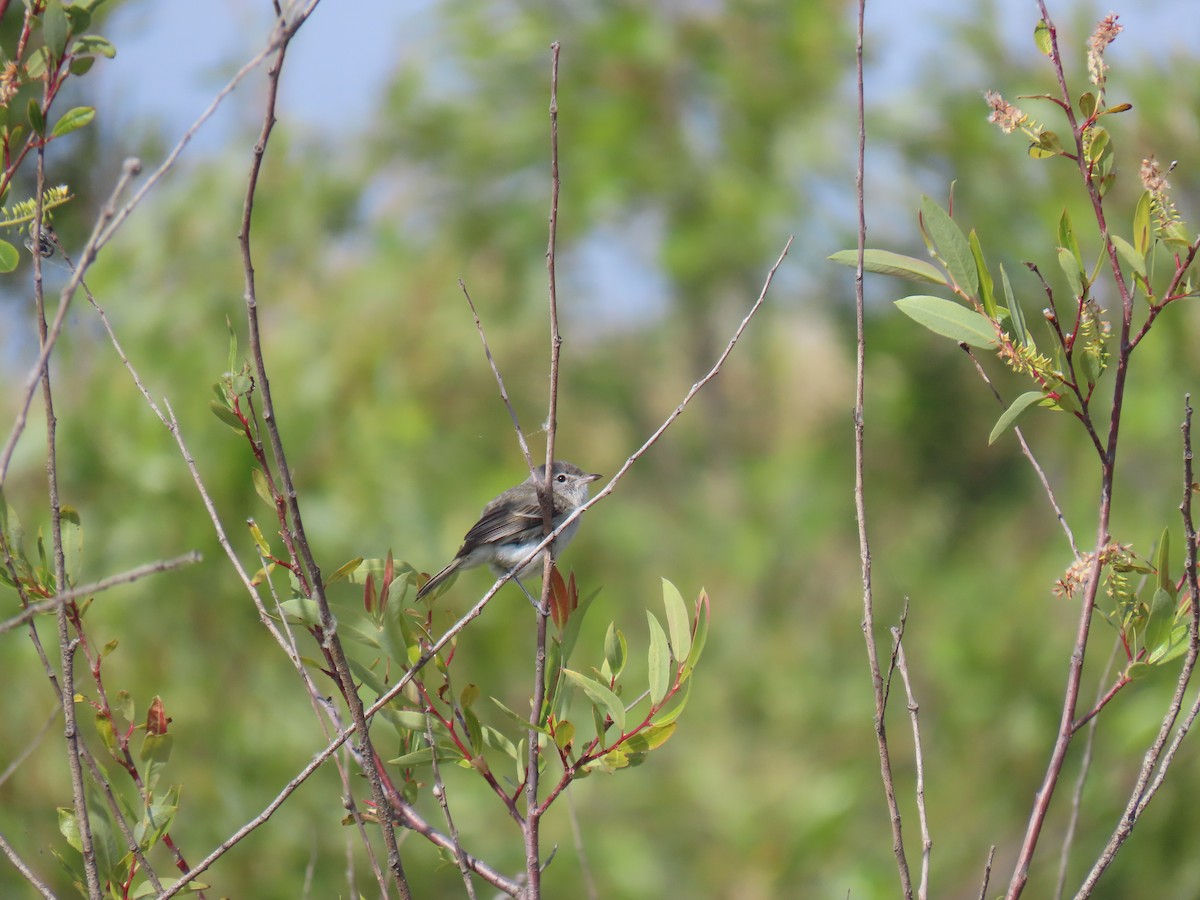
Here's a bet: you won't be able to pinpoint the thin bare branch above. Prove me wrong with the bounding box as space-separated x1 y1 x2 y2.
1074 396 1200 896
892 617 931 900
0 552 201 635
852 0 912 894
963 346 1078 557
0 832 56 899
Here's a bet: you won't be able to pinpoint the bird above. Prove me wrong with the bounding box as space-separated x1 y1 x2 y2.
415 460 601 602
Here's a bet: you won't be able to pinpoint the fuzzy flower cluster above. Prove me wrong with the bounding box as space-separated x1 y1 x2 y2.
1054 543 1133 600
1087 13 1122 87
985 90 1027 134
0 60 19 107
1140 156 1185 236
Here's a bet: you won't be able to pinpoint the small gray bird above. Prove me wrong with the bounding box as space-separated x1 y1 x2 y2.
415 460 601 601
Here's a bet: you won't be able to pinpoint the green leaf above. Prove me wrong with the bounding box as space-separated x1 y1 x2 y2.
49 106 95 139
1078 91 1096 119
27 99 44 136
969 230 996 318
69 34 116 59
989 391 1045 445
563 669 625 732
682 590 709 679
1143 587 1174 655
661 578 692 661
622 721 677 755
653 678 693 726
25 47 49 79
1154 527 1172 594
43 0 70 60
1133 192 1151 256
1034 19 1052 55
1000 264 1031 348
1058 209 1082 270
139 733 172 794
827 249 947 286
209 400 243 432
1110 234 1146 282
387 746 436 768
920 196 978 296
325 557 363 586
1057 246 1084 300
646 612 670 706
894 295 996 348
0 239 19 273
59 505 81 588
603 623 626 682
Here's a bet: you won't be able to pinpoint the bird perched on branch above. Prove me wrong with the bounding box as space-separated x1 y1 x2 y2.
415 460 601 602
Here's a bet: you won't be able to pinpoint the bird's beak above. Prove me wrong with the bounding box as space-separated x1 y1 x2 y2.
584 472 602 483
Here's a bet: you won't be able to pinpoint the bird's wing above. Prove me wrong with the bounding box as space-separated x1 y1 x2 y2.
460 498 545 548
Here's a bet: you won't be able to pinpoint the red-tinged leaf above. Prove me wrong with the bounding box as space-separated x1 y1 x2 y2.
363 571 376 614
146 696 169 735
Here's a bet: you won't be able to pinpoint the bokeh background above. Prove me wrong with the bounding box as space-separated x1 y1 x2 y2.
2 0 1199 897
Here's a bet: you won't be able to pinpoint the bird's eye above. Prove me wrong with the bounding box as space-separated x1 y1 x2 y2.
556 473 567 483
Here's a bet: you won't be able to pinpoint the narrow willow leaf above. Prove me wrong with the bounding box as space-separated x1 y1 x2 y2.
895 295 996 348
827 249 947 285
969 230 996 318
653 678 692 726
1133 192 1151 256
603 623 626 681
682 591 710 679
42 0 70 60
1057 247 1084 300
386 746 436 768
646 612 670 706
661 578 691 661
1058 209 1083 270
1143 587 1174 656
1154 527 1172 594
989 391 1045 445
563 669 625 732
1000 264 1031 348
1110 234 1146 281
920 197 978 296
622 722 677 755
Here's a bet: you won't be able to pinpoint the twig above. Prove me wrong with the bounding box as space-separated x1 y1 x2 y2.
460 280 536 471
423 710 477 899
0 157 141 487
0 553 201 635
978 845 997 900
891 616 931 900
1007 6 1143 894
0 706 58 788
234 4 410 895
851 0 912 894
1074 396 1200 896
1055 642 1117 899
0 832 56 899
523 40 564 899
963 347 1078 557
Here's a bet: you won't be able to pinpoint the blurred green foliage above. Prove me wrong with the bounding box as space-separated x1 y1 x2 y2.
2 1 1199 898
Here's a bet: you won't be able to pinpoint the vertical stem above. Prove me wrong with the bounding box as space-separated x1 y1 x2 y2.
34 139 100 897
525 39 563 900
852 0 913 895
